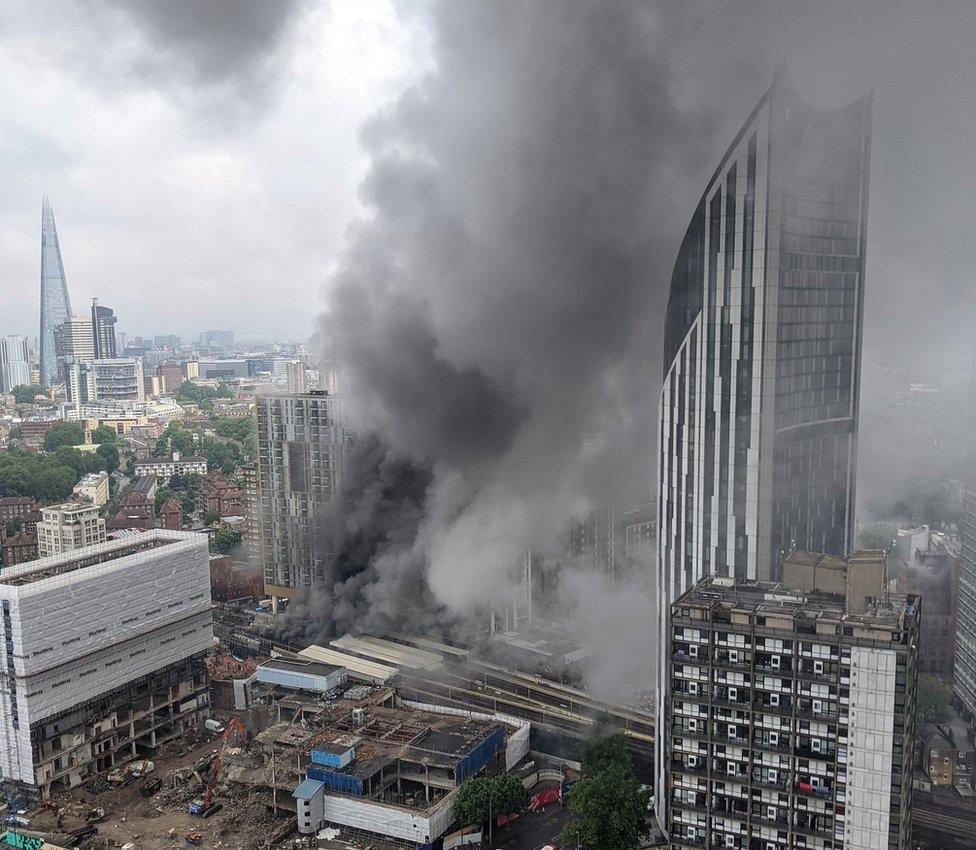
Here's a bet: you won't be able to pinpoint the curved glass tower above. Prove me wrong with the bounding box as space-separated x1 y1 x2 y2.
655 70 872 829
39 197 72 386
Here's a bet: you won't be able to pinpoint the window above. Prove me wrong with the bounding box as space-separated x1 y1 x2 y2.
689 644 699 658
769 732 779 746
689 682 699 695
729 649 739 663
767 805 777 819
688 755 698 768
814 659 824 675
728 724 738 739
729 687 738 702
770 693 780 707
771 655 781 669
813 699 823 714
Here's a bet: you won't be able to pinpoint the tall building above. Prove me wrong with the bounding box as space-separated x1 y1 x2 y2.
36 502 106 556
256 391 352 605
65 358 146 408
91 298 118 359
39 198 72 387
666 573 918 850
0 532 213 797
0 336 30 392
54 315 95 376
286 360 307 394
656 71 872 805
954 462 976 715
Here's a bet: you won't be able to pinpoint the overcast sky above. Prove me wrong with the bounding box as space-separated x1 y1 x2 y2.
1 0 974 367
0 0 428 342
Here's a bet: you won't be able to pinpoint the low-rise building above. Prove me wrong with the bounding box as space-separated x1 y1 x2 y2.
0 497 37 526
36 503 106 557
71 471 109 507
920 716 976 791
1 533 38 569
134 451 208 479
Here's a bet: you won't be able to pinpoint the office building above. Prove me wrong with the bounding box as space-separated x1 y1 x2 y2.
198 330 234 350
566 501 656 579
0 336 30 392
36 503 106 557
90 299 118 359
197 359 248 380
66 358 146 407
156 363 187 395
656 71 872 806
39 198 73 386
256 391 352 603
54 316 95 373
954 463 976 716
666 574 918 850
0 532 213 797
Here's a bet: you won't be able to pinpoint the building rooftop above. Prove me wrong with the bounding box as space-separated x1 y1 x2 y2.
259 657 344 679
674 574 917 632
0 530 199 588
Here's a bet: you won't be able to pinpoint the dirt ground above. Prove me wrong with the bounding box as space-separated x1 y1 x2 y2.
27 735 292 850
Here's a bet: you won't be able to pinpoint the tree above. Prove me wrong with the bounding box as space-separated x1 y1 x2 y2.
561 762 649 850
202 510 220 526
10 385 47 404
918 673 952 724
200 437 242 474
210 527 242 554
581 730 632 776
454 775 528 829
96 442 120 474
43 422 85 451
91 425 118 444
4 519 20 537
214 417 253 444
154 486 174 513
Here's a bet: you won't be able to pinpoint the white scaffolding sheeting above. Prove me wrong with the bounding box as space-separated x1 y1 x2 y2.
330 635 443 672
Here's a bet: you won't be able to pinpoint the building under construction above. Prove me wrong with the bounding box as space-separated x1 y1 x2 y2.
222 663 530 849
0 532 214 799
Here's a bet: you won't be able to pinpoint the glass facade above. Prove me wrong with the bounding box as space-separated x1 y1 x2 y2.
39 198 72 387
954 463 976 715
656 71 872 827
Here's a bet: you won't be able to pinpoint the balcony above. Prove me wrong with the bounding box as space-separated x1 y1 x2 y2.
795 781 832 799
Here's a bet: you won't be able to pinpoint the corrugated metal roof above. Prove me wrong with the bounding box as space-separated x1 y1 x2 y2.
299 644 398 684
293 777 325 800
330 634 443 672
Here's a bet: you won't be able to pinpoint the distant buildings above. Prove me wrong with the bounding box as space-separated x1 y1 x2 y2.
286 360 307 394
90 298 118 359
255 391 351 604
199 330 235 350
36 502 106 557
55 315 95 371
0 532 213 797
156 363 188 394
566 501 655 578
0 336 30 392
66 358 146 408
665 571 918 850
133 451 208 479
39 197 72 386
72 471 110 508
896 526 959 678
656 71 873 810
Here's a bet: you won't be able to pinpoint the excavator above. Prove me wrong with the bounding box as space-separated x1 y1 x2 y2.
188 717 247 818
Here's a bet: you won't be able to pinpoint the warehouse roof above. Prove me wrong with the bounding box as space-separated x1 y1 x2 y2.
299 644 398 684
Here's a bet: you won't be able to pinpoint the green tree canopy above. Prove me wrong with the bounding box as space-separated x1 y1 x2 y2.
581 731 632 776
213 416 253 444
200 437 242 474
561 761 649 850
10 385 48 404
96 443 120 474
154 485 174 513
210 526 242 554
453 775 528 829
43 422 85 451
918 673 952 725
202 510 220 526
91 425 118 444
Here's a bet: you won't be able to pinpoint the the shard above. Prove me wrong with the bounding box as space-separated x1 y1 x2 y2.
39 197 72 386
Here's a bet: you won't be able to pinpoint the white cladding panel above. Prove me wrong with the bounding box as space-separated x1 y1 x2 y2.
320 793 454 844
1 534 210 676
844 646 896 850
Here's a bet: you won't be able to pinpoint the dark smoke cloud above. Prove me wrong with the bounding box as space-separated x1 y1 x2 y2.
315 1 732 623
297 0 976 657
101 0 308 115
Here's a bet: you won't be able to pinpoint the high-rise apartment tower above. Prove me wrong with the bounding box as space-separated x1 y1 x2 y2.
255 391 351 606
656 69 872 819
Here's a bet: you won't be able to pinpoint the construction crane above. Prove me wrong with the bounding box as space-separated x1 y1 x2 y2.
188 717 246 817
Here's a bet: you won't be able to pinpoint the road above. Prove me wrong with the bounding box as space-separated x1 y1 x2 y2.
488 802 571 850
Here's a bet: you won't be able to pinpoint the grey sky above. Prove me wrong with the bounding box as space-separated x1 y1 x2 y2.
0 0 427 341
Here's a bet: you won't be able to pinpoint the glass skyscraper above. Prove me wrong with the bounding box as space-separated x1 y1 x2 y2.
655 70 872 824
39 197 72 386
954 463 976 716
